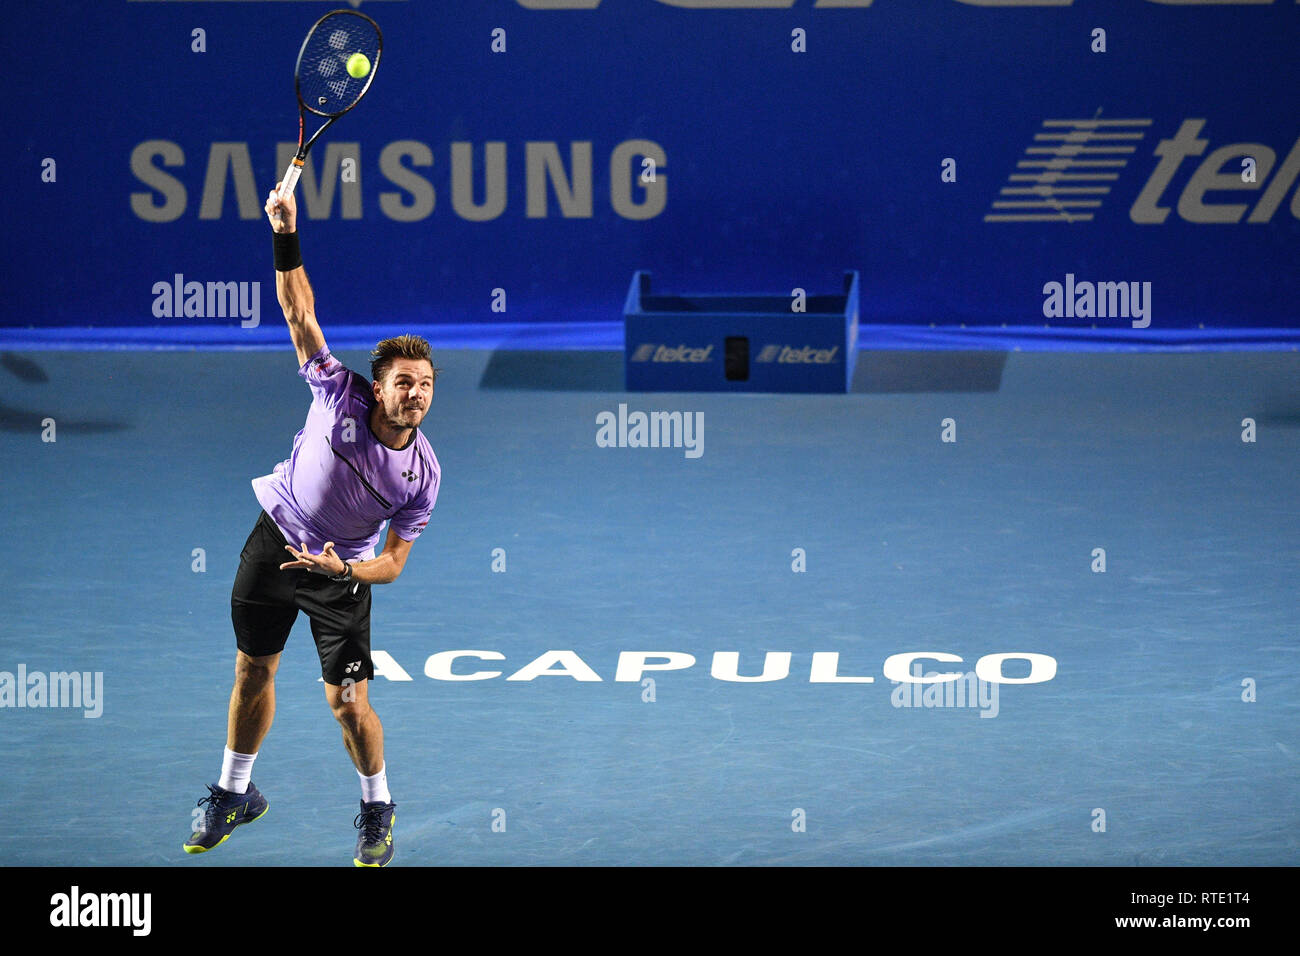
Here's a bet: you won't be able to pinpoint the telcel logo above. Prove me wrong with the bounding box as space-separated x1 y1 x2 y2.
631 344 714 362
757 345 840 364
1131 119 1300 224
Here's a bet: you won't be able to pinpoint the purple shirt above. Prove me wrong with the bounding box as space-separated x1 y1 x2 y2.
252 345 440 562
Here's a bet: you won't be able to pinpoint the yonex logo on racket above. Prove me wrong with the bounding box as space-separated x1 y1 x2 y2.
273 9 382 227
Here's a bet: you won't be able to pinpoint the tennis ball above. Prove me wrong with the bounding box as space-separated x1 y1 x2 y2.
346 53 370 79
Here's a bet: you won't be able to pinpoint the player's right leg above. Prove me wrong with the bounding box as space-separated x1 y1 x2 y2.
228 649 281 755
183 651 280 854
184 511 300 855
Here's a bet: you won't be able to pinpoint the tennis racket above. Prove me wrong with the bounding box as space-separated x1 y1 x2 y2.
272 9 382 225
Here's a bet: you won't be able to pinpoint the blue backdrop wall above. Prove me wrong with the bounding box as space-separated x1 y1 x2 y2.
5 1 1299 349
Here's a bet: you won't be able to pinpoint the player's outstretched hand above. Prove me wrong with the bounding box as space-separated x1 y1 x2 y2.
281 541 345 576
266 183 298 234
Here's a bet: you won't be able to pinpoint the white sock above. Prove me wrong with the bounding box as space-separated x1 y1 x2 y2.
359 763 391 804
219 747 257 794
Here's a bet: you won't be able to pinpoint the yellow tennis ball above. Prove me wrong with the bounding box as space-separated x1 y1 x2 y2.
346 53 370 79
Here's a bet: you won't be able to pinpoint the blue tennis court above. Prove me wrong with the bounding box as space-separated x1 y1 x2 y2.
2 345 1295 866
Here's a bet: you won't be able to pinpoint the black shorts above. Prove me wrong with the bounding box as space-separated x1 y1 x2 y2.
230 510 373 684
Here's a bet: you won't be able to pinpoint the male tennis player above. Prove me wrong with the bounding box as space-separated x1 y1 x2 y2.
183 185 440 867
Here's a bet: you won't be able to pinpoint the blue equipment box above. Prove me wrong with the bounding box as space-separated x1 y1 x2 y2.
623 271 859 393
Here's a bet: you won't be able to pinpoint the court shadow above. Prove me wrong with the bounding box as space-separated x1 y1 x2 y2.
478 350 624 392
0 403 130 433
1 352 49 383
478 349 1010 394
0 352 129 431
851 351 1008 393
1259 388 1300 427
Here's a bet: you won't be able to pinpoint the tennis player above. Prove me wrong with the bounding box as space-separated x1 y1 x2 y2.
183 185 440 867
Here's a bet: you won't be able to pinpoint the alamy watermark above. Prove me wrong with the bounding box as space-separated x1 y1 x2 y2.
1042 273 1151 328
891 661 1000 718
49 886 150 936
596 403 703 459
0 664 103 718
151 274 261 328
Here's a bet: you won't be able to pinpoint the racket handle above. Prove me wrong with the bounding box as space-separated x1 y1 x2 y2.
272 158 304 224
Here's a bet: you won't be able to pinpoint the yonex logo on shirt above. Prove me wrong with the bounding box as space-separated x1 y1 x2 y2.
401 470 417 482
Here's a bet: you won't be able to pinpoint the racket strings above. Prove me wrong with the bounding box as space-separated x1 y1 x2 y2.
296 13 380 117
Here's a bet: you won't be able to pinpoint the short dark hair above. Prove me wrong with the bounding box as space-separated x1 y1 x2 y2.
369 334 439 387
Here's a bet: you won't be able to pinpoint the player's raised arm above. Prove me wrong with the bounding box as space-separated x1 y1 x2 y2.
265 185 327 368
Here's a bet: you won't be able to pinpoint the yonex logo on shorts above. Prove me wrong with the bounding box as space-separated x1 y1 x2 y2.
345 661 361 674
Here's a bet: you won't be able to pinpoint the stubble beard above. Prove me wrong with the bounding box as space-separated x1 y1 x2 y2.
385 402 423 430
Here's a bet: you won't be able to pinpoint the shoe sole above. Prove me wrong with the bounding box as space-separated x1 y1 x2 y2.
183 802 270 854
353 812 395 867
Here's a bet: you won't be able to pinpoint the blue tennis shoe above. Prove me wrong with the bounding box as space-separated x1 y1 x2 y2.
353 800 396 867
184 782 269 854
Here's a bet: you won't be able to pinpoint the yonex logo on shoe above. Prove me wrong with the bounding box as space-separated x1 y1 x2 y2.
225 811 237 823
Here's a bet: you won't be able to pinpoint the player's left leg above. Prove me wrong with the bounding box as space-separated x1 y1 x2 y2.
325 675 384 775
325 677 396 866
301 576 396 866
